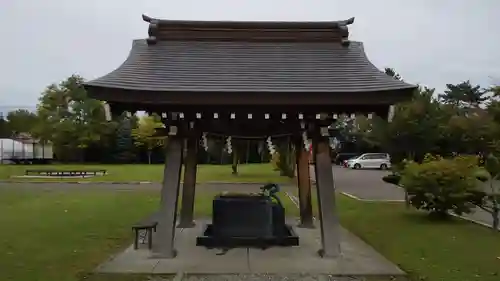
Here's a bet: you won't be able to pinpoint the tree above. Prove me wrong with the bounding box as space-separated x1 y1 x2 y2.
443 109 500 155
5 109 38 136
380 87 443 163
34 75 108 161
489 85 500 98
401 155 480 219
231 149 239 174
0 116 9 138
114 114 136 163
229 139 246 175
487 100 500 123
275 138 296 178
132 114 164 164
382 162 410 209
358 70 444 162
334 114 358 143
439 80 488 108
474 154 500 230
346 114 386 152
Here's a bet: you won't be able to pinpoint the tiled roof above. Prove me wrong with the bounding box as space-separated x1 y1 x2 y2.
84 39 415 93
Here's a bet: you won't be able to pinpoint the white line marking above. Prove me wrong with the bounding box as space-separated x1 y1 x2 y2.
285 192 299 208
449 213 494 229
340 192 405 202
340 192 361 200
285 192 316 221
341 193 496 229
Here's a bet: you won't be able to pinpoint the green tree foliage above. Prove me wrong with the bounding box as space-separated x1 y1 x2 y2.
354 81 500 163
114 114 136 163
34 75 108 161
488 85 500 98
382 173 401 185
474 154 500 230
0 116 9 138
8 69 500 169
5 109 38 136
401 155 481 218
439 80 487 108
275 138 296 178
360 87 443 163
131 114 165 164
443 109 500 155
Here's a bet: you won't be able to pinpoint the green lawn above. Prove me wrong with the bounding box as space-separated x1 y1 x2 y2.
1 187 500 281
339 199 500 281
0 188 299 281
0 189 157 281
0 163 293 184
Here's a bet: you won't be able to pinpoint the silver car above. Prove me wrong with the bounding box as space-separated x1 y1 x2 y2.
346 153 391 170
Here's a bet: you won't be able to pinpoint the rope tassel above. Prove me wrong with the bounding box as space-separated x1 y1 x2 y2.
302 131 311 152
329 139 336 150
226 136 233 154
266 136 276 155
201 132 209 151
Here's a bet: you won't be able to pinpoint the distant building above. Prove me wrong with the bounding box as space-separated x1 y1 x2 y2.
0 134 53 164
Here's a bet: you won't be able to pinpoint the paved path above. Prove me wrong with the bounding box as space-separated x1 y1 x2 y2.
0 182 296 193
310 165 496 228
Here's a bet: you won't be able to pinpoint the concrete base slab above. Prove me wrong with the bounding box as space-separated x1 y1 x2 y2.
96 220 404 276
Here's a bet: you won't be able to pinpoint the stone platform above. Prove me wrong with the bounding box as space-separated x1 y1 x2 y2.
96 220 404 276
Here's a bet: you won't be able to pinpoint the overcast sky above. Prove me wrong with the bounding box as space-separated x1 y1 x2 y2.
1 0 499 108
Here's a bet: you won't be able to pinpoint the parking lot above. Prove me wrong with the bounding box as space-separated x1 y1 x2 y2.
315 165 494 228
310 165 404 201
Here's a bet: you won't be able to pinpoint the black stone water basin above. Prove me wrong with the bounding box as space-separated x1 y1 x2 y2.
196 224 299 249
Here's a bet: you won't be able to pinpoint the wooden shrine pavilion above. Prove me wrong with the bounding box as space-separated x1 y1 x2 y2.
83 14 417 259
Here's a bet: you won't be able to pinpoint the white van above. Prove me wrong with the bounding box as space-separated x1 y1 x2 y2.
346 153 391 170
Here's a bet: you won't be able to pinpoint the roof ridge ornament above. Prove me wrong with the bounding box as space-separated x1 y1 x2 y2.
339 17 355 47
141 14 355 44
142 14 159 45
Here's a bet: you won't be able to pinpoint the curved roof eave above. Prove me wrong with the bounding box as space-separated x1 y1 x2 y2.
84 39 417 96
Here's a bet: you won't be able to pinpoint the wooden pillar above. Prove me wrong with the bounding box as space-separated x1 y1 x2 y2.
178 134 198 228
152 133 184 259
313 129 341 258
295 137 314 228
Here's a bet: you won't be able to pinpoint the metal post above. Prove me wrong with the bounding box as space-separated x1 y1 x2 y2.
313 129 341 258
153 131 184 258
178 135 198 228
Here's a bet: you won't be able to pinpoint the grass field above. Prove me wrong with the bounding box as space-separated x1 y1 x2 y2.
1 185 500 281
0 188 298 281
340 200 500 281
0 163 293 184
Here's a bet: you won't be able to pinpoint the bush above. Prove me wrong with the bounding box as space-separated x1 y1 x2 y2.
270 152 280 171
401 156 480 218
475 166 490 182
382 173 401 185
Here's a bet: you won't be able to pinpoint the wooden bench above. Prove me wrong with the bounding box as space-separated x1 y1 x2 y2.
24 169 107 177
132 212 159 250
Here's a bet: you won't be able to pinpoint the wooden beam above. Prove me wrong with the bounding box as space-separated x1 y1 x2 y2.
152 134 184 258
295 137 314 228
313 132 341 258
178 135 198 228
